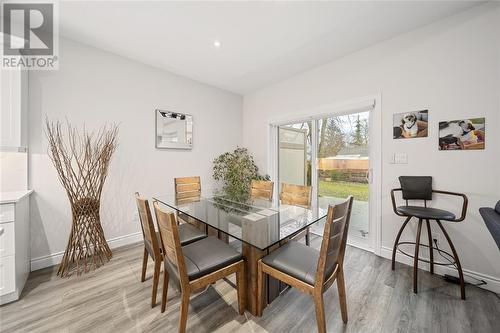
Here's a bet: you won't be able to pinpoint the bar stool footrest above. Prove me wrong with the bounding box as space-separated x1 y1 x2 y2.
396 241 456 266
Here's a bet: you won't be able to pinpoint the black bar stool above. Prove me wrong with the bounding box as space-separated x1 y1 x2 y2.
390 176 468 300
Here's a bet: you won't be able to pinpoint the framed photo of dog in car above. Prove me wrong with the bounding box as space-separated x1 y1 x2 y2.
393 110 428 139
438 118 485 150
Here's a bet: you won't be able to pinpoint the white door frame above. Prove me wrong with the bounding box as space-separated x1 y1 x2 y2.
268 94 382 255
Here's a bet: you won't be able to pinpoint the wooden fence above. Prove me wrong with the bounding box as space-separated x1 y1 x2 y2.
318 158 369 171
318 158 369 183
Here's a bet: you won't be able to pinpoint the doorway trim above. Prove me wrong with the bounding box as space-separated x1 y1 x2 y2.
268 94 382 255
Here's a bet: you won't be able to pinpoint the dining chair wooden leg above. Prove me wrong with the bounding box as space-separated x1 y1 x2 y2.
425 219 434 274
392 216 412 270
236 262 246 315
161 265 169 313
313 292 326 333
141 247 148 282
151 260 161 307
413 219 423 294
179 290 191 333
336 267 348 323
256 261 264 317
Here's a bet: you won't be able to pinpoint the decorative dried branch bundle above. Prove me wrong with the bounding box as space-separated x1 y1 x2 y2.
45 119 118 277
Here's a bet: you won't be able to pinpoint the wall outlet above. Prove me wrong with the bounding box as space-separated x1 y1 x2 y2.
394 153 408 164
432 232 441 246
389 153 408 164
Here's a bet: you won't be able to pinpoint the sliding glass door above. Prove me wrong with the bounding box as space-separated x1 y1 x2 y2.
315 111 370 245
274 100 377 250
277 121 312 191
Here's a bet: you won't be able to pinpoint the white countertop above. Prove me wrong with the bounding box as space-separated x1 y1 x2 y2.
0 190 34 204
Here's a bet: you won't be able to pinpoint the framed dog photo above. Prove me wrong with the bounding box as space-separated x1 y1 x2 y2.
393 110 428 139
438 118 485 150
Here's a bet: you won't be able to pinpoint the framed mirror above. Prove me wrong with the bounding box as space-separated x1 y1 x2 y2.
155 109 193 149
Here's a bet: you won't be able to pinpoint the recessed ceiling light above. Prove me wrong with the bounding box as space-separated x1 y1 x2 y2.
213 40 221 48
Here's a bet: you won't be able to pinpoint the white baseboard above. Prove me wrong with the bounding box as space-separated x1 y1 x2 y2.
380 246 500 294
347 237 373 253
30 231 143 271
30 232 500 294
0 288 21 305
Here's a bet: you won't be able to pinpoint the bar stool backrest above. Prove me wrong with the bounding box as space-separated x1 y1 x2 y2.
398 176 432 205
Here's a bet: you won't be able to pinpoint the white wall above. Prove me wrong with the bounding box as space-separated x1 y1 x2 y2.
29 38 242 265
243 4 500 289
0 152 27 192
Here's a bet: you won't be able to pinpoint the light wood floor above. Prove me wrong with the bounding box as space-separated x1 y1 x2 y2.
1 236 499 333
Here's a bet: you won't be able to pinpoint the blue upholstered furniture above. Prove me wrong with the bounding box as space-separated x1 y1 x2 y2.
479 201 500 250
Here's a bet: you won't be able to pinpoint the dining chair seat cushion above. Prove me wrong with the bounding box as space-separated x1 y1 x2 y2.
178 223 206 245
396 206 455 220
144 224 206 258
262 241 332 285
182 236 242 280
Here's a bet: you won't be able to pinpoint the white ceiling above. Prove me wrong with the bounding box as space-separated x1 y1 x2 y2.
59 1 482 94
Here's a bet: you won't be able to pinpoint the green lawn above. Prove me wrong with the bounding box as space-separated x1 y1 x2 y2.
319 180 369 201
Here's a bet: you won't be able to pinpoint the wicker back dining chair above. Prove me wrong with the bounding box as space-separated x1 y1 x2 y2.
250 180 274 201
135 192 206 308
174 176 201 202
280 183 313 245
154 201 246 333
135 193 163 307
257 196 353 333
280 183 312 207
174 176 204 230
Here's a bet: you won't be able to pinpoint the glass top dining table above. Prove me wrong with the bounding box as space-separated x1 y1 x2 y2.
153 192 327 251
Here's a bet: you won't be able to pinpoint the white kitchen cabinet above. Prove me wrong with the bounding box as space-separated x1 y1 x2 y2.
0 68 28 149
0 190 32 305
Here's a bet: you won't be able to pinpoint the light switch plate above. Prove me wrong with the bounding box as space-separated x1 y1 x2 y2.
394 153 408 164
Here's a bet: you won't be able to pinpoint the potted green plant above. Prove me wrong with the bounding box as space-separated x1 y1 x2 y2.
213 147 269 202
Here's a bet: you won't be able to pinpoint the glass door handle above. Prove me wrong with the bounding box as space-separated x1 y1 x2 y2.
366 168 373 184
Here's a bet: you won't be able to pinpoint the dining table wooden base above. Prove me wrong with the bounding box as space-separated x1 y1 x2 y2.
242 243 267 315
242 243 285 316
